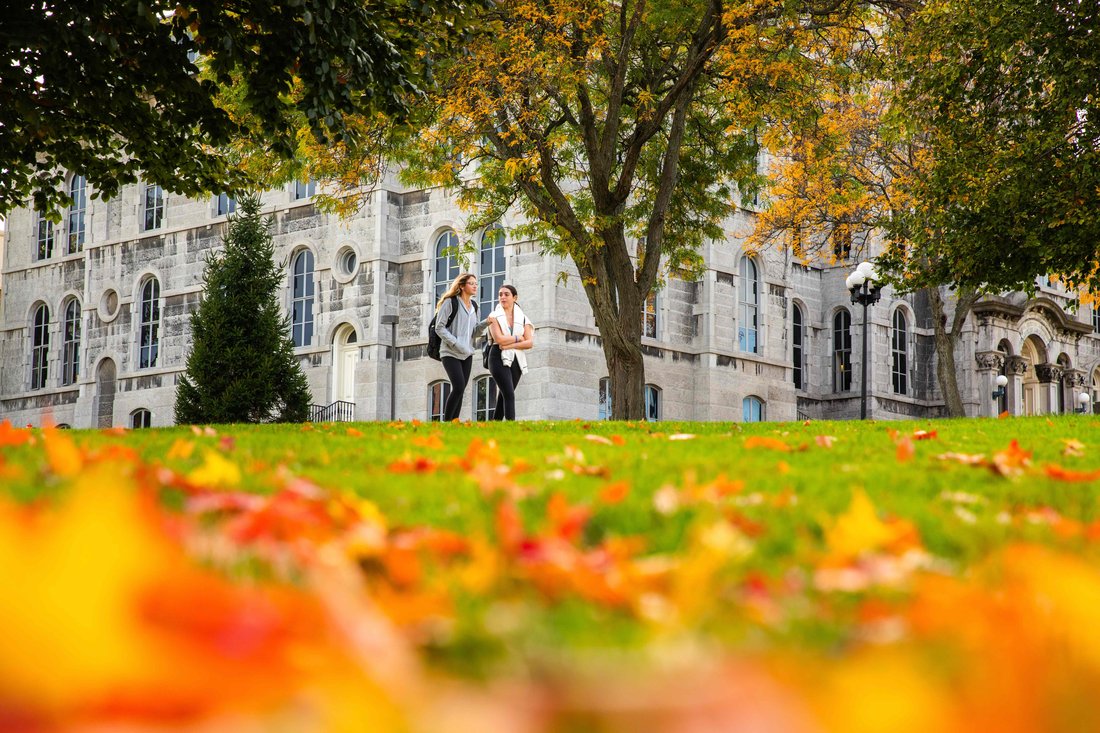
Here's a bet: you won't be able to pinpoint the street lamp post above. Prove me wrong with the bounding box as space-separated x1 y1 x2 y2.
1076 391 1091 414
846 261 883 420
380 314 399 421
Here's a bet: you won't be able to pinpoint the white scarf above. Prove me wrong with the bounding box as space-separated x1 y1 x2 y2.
490 304 530 373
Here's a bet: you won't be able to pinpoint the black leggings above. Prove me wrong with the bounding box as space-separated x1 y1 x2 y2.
441 355 472 421
488 346 523 420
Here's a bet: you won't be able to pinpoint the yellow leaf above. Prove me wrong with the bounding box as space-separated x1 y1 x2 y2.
824 490 898 562
166 439 195 461
186 450 241 488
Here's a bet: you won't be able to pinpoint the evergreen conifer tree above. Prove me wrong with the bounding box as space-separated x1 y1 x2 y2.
175 195 312 424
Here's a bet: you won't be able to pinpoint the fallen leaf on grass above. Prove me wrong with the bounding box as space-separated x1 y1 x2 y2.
895 436 915 463
668 434 696 441
598 481 631 504
823 490 920 563
1062 439 1086 457
411 433 444 450
936 452 986 465
43 428 82 477
815 435 837 449
990 440 1031 477
585 434 613 445
0 420 32 447
1044 465 1100 483
166 439 195 461
744 436 790 452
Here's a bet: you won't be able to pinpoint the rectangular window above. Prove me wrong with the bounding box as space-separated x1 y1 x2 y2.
832 226 852 261
598 378 612 420
36 213 55 261
644 384 661 421
215 193 236 216
293 180 317 200
67 175 87 253
143 183 165 231
642 291 658 339
474 377 498 421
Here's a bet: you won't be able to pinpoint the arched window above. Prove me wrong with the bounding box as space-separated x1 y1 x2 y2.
642 291 658 339
30 304 49 390
138 277 160 369
142 182 164 231
833 309 852 392
644 384 661 421
598 377 612 420
67 174 86 253
61 298 81 386
738 257 759 353
36 209 54 261
434 230 460 301
743 396 764 422
291 250 315 347
130 408 152 429
1092 368 1100 415
792 303 804 390
478 227 506 315
474 376 498 421
428 381 451 421
891 309 908 395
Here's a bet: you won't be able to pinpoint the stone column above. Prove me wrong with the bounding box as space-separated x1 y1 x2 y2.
1064 369 1089 413
975 351 1006 418
1034 363 1063 414
1006 356 1029 416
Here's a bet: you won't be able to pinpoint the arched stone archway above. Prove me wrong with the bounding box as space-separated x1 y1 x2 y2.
94 358 117 428
1020 335 1052 415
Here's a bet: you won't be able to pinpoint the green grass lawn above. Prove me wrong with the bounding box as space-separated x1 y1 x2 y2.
4 415 1100 730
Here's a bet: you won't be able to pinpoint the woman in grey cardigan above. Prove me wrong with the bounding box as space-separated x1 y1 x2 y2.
434 272 489 421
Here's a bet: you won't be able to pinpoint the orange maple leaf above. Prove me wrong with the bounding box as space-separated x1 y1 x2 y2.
991 440 1032 477
598 480 631 504
1044 465 1100 483
895 436 915 463
744 436 791 452
0 420 32 447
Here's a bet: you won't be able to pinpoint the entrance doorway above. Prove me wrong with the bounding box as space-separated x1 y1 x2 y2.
331 325 358 404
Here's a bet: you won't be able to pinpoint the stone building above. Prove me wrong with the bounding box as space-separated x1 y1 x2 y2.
2 172 1098 428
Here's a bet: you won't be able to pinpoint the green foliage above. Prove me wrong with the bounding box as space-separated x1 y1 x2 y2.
175 195 312 424
1 0 488 216
394 0 792 418
880 0 1100 293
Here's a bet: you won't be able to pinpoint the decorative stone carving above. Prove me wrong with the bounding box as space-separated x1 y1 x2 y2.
1065 370 1089 388
1034 363 1063 384
975 351 1006 371
1006 356 1029 376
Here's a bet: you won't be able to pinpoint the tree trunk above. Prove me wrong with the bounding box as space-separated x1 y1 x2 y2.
928 285 978 417
586 262 647 420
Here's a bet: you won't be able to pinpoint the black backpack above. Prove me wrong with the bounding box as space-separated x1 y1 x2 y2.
427 296 464 361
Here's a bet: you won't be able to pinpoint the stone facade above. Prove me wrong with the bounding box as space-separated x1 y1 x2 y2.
3 174 1100 427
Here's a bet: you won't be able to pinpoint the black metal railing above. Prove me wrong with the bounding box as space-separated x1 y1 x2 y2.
309 400 356 423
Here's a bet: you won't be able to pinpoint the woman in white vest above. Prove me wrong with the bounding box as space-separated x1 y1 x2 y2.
486 284 535 420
